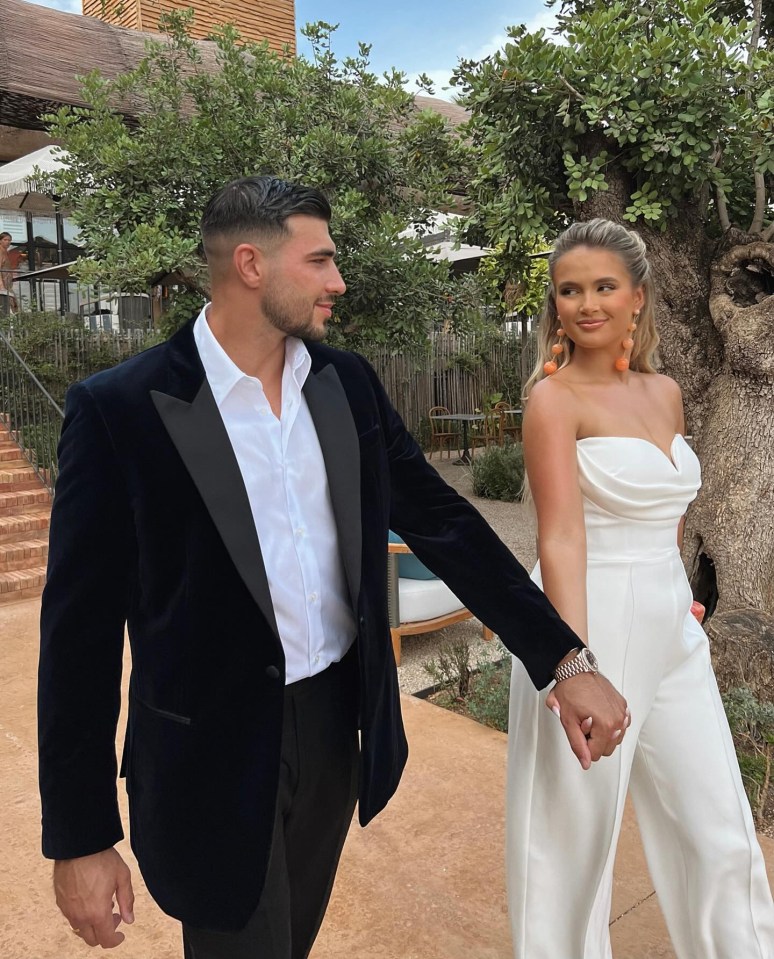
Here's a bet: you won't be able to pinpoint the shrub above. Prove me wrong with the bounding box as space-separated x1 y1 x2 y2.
423 638 472 699
467 658 510 732
722 686 774 826
470 441 524 501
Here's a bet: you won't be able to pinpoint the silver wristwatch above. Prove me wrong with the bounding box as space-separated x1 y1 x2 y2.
553 647 599 683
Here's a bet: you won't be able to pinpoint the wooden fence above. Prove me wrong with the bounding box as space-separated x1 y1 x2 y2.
5 326 539 439
362 331 537 437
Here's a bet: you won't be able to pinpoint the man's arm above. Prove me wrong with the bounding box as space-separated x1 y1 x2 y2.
39 382 136 946
354 357 627 766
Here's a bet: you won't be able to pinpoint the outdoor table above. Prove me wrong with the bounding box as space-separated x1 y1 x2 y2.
429 412 483 464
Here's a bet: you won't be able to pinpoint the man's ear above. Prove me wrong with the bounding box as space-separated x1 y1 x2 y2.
233 243 264 289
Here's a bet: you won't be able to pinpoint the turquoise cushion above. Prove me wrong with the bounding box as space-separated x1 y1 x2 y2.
388 531 438 580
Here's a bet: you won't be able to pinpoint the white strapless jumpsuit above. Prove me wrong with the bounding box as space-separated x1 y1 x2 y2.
506 435 774 958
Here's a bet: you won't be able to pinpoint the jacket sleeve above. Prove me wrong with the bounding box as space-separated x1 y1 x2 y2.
354 355 581 689
38 382 135 859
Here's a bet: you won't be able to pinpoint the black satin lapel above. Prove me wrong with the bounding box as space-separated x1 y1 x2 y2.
150 382 281 642
303 365 362 610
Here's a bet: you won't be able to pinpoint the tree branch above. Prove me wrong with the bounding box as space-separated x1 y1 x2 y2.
750 171 767 235
762 220 774 242
745 0 764 234
559 75 583 100
748 0 763 66
716 185 731 233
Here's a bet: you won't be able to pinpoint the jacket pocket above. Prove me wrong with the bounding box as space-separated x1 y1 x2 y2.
131 692 192 726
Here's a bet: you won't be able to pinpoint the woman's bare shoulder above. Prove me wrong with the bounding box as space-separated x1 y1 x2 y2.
641 372 683 406
525 376 580 434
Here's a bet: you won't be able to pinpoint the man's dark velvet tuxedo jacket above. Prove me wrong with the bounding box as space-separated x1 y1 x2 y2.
38 320 579 931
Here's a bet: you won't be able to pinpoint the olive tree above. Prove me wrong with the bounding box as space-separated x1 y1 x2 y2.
46 15 475 349
454 0 774 680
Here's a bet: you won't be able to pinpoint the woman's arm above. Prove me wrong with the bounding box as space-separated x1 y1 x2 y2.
524 379 588 645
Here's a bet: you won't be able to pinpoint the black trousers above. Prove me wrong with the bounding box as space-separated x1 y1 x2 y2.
182 649 360 959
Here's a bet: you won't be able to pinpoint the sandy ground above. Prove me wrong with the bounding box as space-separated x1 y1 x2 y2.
3 453 771 958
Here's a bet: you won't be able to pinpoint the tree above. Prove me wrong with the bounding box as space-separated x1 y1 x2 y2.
454 0 774 670
45 15 477 349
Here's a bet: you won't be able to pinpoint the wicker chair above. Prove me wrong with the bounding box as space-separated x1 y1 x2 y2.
387 534 494 665
428 406 461 460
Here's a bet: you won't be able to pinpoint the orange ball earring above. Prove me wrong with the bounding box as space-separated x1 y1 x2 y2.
544 324 566 376
615 311 639 372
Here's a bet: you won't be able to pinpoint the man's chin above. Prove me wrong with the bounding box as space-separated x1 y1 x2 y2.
303 322 328 343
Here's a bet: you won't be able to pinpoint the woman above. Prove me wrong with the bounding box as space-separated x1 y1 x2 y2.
506 219 774 958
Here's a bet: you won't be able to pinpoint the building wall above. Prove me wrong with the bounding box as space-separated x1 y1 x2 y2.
82 0 296 52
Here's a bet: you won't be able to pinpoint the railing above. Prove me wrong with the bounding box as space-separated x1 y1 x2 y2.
0 329 64 495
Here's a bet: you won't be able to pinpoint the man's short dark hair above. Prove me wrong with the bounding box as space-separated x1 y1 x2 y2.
200 176 332 254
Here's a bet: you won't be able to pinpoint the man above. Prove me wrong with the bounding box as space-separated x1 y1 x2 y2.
39 176 628 958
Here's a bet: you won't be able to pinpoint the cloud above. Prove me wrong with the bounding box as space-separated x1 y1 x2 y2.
523 7 563 39
403 69 460 102
404 8 563 101
29 0 82 12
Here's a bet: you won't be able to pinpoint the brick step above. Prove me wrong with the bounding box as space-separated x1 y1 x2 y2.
0 488 51 516
0 447 29 463
0 467 44 492
0 508 51 543
0 565 47 604
0 537 49 572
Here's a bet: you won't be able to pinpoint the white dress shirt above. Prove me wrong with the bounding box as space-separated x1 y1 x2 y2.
194 307 356 684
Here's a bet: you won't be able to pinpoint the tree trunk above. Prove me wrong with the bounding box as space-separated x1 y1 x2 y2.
683 240 774 623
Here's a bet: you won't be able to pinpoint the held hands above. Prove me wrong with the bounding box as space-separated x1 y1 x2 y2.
54 848 134 949
547 673 630 770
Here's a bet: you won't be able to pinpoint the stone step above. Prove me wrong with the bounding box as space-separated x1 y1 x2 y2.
0 537 49 572
0 488 51 517
0 466 42 492
0 509 51 543
0 565 47 605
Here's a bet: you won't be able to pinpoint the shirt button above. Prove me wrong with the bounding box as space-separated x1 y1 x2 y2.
259 408 269 417
309 592 318 603
295 527 305 537
313 654 320 664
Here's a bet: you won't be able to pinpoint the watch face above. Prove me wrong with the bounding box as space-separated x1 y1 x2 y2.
584 649 599 670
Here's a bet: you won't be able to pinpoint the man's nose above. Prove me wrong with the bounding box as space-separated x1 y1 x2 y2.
329 265 346 296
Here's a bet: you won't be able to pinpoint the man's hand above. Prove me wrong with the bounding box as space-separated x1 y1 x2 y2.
547 673 630 770
54 848 135 949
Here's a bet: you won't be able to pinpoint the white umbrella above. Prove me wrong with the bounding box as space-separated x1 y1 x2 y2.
0 145 69 212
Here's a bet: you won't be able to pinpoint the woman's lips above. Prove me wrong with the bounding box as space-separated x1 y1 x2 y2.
577 319 606 329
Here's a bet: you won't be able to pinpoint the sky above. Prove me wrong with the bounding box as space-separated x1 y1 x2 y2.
31 0 559 100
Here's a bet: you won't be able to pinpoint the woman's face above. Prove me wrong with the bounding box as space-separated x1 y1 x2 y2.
552 246 644 354
0 236 11 252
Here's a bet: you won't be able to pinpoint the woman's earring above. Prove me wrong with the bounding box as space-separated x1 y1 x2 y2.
615 311 639 372
543 324 566 376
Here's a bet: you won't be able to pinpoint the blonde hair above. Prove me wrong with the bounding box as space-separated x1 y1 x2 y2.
522 219 660 403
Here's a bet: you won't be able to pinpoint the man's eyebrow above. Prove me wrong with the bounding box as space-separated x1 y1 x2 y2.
308 247 337 258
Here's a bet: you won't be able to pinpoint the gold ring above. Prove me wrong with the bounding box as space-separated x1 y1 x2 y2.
70 927 81 934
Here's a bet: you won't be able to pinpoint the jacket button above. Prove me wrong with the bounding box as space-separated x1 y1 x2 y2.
265 665 280 680
359 616 366 627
